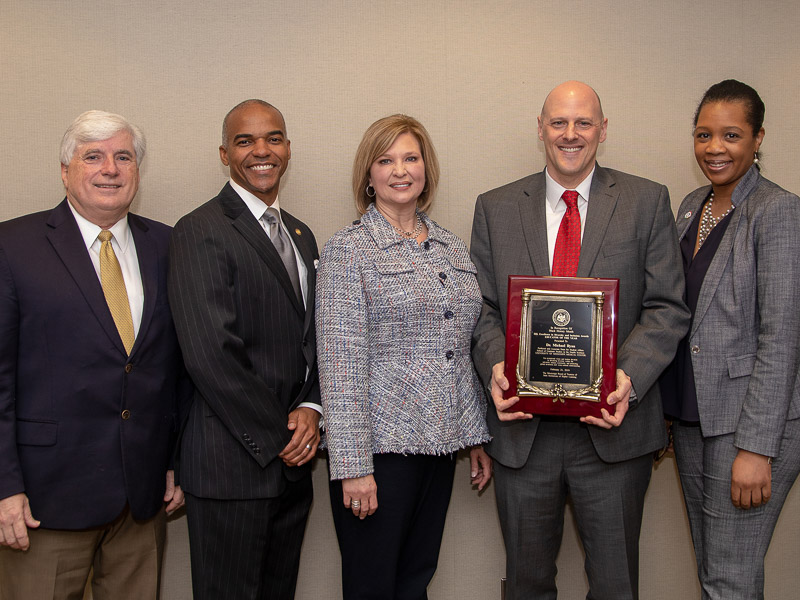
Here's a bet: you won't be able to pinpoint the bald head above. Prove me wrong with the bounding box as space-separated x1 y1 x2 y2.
222 99 286 148
537 81 608 189
541 81 603 120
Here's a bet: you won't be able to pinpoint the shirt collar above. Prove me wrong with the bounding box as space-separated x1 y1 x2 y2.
67 200 131 252
229 178 283 222
544 166 595 210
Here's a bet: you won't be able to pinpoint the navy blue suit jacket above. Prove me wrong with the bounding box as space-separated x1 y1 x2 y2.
0 199 191 529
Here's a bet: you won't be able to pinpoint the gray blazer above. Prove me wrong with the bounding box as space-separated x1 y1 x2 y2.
471 165 690 467
675 166 800 457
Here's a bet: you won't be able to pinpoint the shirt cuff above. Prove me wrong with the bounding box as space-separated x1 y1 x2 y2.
297 402 324 430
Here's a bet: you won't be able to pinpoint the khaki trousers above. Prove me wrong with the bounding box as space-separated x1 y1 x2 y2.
0 506 166 600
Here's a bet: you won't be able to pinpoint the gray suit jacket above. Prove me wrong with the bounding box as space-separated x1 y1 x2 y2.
675 166 800 457
471 166 690 467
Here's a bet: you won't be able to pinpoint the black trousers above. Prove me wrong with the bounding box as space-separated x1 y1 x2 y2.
185 475 313 600
329 452 457 600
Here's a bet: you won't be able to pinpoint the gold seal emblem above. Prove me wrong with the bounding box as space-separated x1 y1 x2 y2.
552 309 571 327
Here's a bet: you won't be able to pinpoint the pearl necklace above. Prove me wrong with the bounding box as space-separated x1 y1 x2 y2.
697 192 734 249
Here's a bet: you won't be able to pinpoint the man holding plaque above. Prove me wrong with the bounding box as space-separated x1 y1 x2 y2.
470 81 689 600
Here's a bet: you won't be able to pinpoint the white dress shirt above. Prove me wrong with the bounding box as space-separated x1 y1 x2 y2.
544 166 594 270
67 201 144 336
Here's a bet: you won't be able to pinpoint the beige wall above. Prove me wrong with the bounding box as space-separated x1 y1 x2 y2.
3 1 800 598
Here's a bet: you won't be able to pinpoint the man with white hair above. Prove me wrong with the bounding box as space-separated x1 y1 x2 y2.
0 110 190 598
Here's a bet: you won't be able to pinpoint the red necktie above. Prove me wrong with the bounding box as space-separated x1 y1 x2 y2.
552 190 580 277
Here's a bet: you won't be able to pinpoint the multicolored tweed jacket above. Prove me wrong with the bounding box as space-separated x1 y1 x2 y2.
316 204 490 480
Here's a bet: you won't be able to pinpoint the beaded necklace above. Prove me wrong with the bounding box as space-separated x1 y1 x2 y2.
697 192 734 249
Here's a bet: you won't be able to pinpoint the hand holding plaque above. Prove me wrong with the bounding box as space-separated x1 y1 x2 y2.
503 276 619 418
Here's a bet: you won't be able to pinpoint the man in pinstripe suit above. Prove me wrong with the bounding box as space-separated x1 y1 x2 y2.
168 100 321 600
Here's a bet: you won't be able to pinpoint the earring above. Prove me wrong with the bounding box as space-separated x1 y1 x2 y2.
753 152 760 165
366 184 376 198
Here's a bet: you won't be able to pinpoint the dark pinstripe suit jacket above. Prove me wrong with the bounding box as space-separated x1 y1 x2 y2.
168 183 319 499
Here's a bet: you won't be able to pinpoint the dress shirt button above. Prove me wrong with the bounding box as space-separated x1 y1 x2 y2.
438 272 447 280
423 241 430 250
444 310 454 319
124 363 133 373
352 219 361 225
690 345 700 354
121 409 131 420
242 433 251 440
445 350 454 360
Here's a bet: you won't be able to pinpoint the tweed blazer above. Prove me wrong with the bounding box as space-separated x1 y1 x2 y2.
316 205 490 480
675 166 800 457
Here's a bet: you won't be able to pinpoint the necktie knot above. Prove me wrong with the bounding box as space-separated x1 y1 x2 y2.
263 208 280 240
562 190 579 210
98 230 113 243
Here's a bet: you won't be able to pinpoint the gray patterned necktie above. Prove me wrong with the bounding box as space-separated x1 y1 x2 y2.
263 207 302 302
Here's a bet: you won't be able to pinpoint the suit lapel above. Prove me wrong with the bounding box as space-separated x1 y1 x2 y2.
219 184 304 317
691 195 743 336
129 214 156 357
282 210 316 336
518 173 551 276
676 188 708 243
45 200 128 355
578 167 618 277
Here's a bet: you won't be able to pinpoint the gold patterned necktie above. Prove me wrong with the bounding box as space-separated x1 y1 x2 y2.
98 230 135 354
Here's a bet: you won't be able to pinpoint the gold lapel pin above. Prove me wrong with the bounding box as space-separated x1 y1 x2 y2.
295 228 302 235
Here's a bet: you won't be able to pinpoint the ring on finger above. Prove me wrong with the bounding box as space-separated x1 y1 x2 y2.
305 444 312 450
351 500 361 509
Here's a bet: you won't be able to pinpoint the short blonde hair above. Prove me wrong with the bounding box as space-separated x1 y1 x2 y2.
352 115 440 215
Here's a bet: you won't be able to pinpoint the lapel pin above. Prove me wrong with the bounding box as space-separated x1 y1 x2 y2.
295 228 302 235
684 211 692 219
